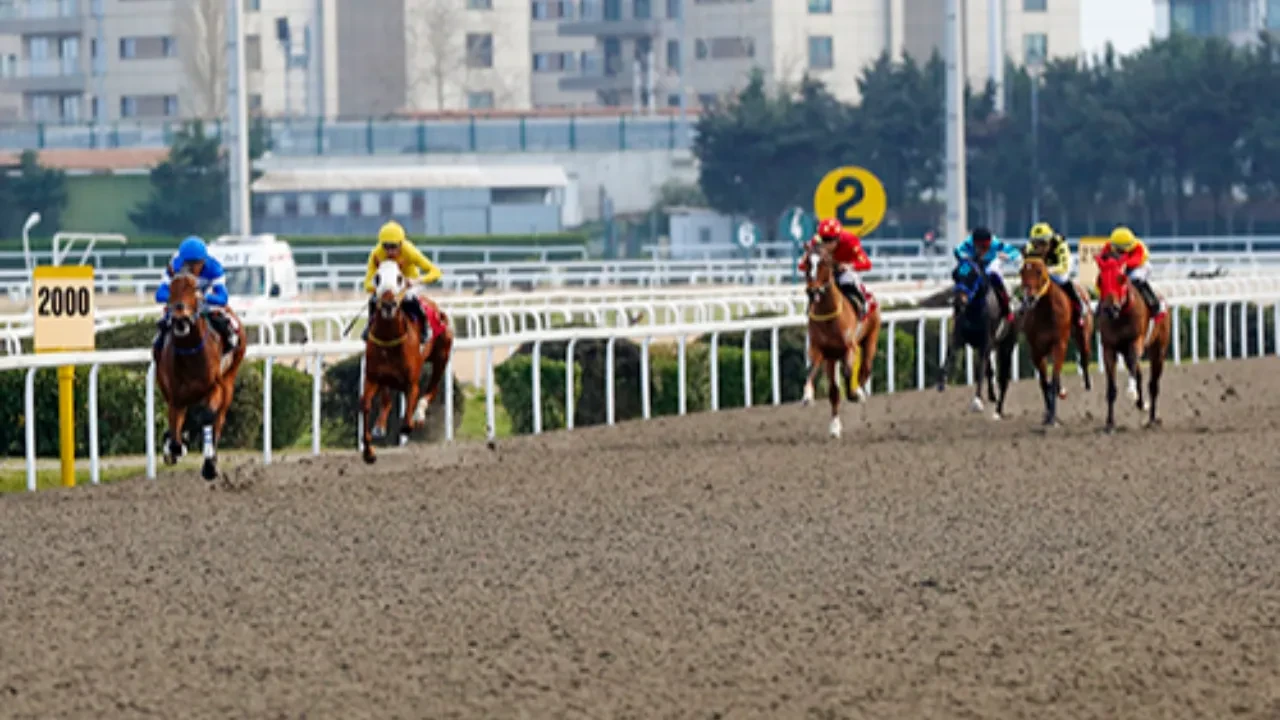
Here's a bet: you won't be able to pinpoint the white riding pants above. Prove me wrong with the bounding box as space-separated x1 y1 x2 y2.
837 268 861 287
1049 271 1069 285
1126 263 1151 282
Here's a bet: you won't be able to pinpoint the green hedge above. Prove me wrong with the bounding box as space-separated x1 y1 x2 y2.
494 355 581 434
319 353 465 447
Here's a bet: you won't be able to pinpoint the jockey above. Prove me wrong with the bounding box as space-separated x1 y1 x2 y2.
807 217 872 316
153 236 237 354
1101 225 1165 321
1026 222 1085 327
361 220 442 342
953 226 1020 329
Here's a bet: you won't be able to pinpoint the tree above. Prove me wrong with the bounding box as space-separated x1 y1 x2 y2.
175 0 227 118
130 121 228 237
9 150 68 236
403 0 501 111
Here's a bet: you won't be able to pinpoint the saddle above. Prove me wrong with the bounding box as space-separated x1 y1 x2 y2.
414 297 448 341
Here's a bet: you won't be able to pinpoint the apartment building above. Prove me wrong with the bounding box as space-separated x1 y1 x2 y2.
0 0 317 123
331 0 532 116
1152 0 1272 45
531 0 1081 109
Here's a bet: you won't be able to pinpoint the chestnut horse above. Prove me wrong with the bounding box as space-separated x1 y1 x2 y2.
1018 258 1093 426
799 246 881 438
360 259 454 464
1095 253 1172 431
153 272 248 480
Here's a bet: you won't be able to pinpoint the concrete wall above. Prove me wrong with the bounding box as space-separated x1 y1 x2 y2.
258 147 699 222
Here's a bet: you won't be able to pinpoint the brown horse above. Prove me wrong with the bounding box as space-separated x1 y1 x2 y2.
1095 253 1172 431
154 272 248 480
799 246 881 438
360 259 454 464
1018 258 1093 426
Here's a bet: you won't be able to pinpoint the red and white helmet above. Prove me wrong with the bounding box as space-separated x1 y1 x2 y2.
817 217 842 240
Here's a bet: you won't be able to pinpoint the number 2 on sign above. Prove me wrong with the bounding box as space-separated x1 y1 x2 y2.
834 177 866 225
37 286 92 317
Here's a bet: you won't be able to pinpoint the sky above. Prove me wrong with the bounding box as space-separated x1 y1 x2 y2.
1080 0 1157 56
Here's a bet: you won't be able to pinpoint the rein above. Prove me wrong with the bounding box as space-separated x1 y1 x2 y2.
808 292 844 321
368 292 410 348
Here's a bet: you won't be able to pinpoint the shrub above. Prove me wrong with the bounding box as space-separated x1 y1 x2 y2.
495 355 580 434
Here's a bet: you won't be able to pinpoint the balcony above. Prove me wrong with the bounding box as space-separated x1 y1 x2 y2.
558 0 661 36
558 52 640 92
0 0 85 34
0 57 86 93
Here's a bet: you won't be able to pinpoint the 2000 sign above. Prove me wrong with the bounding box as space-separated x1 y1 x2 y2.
38 286 91 317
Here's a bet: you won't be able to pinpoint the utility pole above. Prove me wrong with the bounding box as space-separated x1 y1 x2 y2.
226 0 251 235
944 0 967 250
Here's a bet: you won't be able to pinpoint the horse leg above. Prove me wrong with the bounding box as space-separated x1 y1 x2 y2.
842 345 858 402
985 346 998 403
402 362 425 446
1124 343 1145 413
420 337 452 408
1048 341 1066 424
360 380 380 464
854 319 879 402
1103 344 1119 433
1033 351 1054 426
1075 319 1093 392
373 387 393 440
802 344 823 406
993 339 1013 421
202 381 231 482
936 328 959 393
826 358 842 438
1146 346 1165 428
163 401 187 465
970 342 989 413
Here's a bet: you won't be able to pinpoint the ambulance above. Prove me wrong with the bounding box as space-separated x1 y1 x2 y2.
206 234 301 315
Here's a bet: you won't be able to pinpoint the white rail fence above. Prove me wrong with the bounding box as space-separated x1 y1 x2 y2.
2 293 1278 492
2 251 1274 301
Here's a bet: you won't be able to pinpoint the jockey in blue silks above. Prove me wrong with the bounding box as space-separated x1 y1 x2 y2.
153 236 239 354
954 226 1021 335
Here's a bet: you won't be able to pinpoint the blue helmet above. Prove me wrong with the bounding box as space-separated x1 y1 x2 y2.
176 236 208 266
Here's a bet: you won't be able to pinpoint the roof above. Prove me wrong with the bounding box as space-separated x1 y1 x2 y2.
250 165 571 193
0 148 167 173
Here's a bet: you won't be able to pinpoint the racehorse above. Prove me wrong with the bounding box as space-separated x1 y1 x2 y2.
153 272 248 481
360 259 454 464
935 257 1017 419
1018 257 1093 426
799 245 881 438
1095 252 1172 431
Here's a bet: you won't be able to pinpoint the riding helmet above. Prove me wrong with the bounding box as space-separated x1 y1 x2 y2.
176 236 208 265
378 221 407 247
817 218 842 240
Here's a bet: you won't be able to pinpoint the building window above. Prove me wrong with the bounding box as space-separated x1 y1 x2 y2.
360 192 381 217
329 193 349 215
60 95 79 123
808 35 833 69
666 39 680 72
466 33 493 68
244 0 261 10
1024 32 1047 65
120 95 136 117
468 0 492 7
164 94 178 116
705 36 753 59
162 36 176 57
392 191 412 216
667 0 680 17
1023 0 1045 9
118 37 136 59
248 93 263 110
634 0 651 18
90 95 99 119
245 35 261 71
808 0 831 11
266 195 286 217
298 193 316 216
698 227 711 244
530 0 571 19
694 39 707 59
468 90 495 109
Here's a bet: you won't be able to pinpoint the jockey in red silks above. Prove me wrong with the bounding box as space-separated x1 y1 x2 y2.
798 217 873 316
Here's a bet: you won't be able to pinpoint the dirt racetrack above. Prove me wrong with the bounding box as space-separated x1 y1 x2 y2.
3 358 1280 719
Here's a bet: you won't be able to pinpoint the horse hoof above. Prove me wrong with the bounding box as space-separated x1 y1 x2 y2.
802 385 814 406
200 459 217 481
362 448 377 465
163 453 178 466
854 387 867 403
1104 424 1116 435
398 431 410 447
829 417 842 439
1145 418 1162 430
1058 388 1069 400
371 426 386 440
1135 400 1146 412
412 399 429 425
969 397 984 413
935 383 945 394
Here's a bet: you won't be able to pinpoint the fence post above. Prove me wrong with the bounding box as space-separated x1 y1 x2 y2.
568 114 576 151
678 336 687 415
263 356 274 464
145 362 156 479
444 356 455 442
24 367 35 492
743 329 753 408
485 346 496 441
311 354 322 456
640 337 651 420
770 326 780 405
417 119 427 154
89 364 100 485
519 115 527 151
533 340 544 433
916 319 926 389
565 339 578 429
365 118 375 155
605 337 617 425
710 332 720 411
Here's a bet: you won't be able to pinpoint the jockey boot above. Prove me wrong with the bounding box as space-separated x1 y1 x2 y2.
153 316 168 355
1061 280 1085 327
402 297 430 343
207 310 238 353
839 283 866 317
1135 279 1163 319
991 275 1014 325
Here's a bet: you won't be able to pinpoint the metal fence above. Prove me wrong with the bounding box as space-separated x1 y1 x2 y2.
2 292 1277 491
0 114 696 155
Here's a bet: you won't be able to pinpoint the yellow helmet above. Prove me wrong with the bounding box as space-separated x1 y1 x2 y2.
378 221 407 247
1109 226 1137 250
1028 222 1054 244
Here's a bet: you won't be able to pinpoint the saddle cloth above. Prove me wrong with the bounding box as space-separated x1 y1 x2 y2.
415 297 448 339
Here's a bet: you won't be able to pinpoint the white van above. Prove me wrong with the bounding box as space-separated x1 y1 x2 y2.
206 234 301 313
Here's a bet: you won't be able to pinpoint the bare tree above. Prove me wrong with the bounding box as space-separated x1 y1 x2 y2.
404 0 468 111
175 0 227 118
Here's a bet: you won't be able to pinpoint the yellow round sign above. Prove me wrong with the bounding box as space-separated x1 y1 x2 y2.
812 166 887 236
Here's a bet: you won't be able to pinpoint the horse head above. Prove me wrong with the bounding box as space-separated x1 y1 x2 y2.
167 272 202 339
951 257 985 314
373 259 406 319
1019 258 1051 310
1095 252 1129 320
803 246 834 307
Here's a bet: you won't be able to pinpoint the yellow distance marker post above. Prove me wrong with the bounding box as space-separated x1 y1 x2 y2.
32 265 96 488
813 166 889 237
